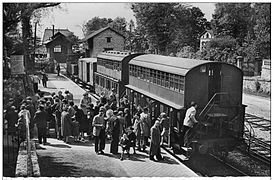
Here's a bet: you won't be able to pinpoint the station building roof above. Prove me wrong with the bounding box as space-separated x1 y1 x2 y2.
130 54 212 76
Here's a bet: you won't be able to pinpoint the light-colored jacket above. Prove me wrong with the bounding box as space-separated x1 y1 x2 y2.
183 106 198 128
92 114 104 136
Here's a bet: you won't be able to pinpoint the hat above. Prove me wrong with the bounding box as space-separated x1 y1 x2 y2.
26 96 32 101
160 112 167 118
113 110 118 115
118 111 123 116
99 106 106 112
39 104 45 109
9 98 14 102
83 92 88 96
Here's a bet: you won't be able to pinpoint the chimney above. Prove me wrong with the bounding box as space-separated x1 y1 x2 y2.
52 25 55 38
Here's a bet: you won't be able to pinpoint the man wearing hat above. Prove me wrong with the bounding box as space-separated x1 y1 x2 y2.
149 120 163 161
92 106 106 154
33 104 48 145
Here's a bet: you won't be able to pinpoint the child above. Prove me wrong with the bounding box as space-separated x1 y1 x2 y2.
119 133 130 161
127 127 137 154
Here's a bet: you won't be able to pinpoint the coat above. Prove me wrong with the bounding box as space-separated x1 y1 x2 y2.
149 125 161 156
133 118 144 139
140 112 151 137
61 111 73 137
33 110 48 129
92 114 104 136
110 117 120 154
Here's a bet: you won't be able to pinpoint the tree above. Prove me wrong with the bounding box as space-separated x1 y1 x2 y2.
211 3 253 46
109 17 127 35
252 3 271 59
131 3 209 55
83 17 112 36
3 3 61 73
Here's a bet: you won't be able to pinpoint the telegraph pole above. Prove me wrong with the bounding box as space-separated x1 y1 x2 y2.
33 21 38 73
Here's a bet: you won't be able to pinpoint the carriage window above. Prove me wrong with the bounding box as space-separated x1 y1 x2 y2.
165 73 170 87
129 65 132 76
146 68 150 81
179 76 185 92
140 67 144 79
156 71 161 85
117 62 120 71
137 66 141 79
106 79 111 90
174 75 180 91
96 75 99 84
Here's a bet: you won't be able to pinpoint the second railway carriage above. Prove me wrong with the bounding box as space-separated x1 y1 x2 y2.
125 54 246 155
94 51 143 102
78 57 97 92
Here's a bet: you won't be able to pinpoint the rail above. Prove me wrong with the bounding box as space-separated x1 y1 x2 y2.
242 116 271 165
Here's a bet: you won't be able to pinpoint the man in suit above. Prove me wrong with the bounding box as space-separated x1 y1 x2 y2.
33 105 48 145
92 106 106 154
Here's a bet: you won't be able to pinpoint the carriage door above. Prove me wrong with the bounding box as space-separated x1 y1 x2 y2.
208 64 221 102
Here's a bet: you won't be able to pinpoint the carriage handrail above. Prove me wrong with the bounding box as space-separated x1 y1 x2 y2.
198 92 228 118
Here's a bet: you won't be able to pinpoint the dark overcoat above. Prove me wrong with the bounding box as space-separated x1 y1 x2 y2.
149 125 161 156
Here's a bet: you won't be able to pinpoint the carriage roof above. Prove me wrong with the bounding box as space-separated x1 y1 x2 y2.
130 54 213 76
97 51 131 62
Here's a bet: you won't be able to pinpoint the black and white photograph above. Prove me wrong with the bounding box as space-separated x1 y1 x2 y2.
2 1 271 178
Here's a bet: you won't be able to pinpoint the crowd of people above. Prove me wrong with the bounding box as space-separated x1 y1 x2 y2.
4 86 177 162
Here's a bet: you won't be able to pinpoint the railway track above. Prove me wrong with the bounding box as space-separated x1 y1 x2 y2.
244 113 271 165
245 113 271 131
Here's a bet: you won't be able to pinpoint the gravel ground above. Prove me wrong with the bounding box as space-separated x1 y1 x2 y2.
226 150 271 176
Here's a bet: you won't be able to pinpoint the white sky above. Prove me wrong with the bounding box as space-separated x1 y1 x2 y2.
38 2 216 39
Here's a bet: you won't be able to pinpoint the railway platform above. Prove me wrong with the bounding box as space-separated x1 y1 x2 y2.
36 73 198 177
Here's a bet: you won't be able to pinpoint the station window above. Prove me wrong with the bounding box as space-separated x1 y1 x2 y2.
106 37 112 43
54 45 61 52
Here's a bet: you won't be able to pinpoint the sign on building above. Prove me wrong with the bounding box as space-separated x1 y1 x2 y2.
10 55 25 74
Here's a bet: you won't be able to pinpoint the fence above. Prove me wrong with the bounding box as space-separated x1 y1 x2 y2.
3 116 23 177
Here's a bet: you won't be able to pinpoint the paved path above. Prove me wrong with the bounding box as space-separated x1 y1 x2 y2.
36 138 197 177
243 93 270 120
36 73 198 177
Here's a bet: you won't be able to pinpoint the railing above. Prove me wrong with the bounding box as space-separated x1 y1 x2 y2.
198 92 228 121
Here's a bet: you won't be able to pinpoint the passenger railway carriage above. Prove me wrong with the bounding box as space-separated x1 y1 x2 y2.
76 51 246 156
125 54 246 155
94 51 143 101
78 58 97 91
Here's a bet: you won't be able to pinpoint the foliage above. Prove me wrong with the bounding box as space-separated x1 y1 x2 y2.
209 2 270 65
131 3 209 55
83 16 127 37
3 3 61 73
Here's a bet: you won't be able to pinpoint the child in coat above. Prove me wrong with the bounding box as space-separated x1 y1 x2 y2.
120 133 130 161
